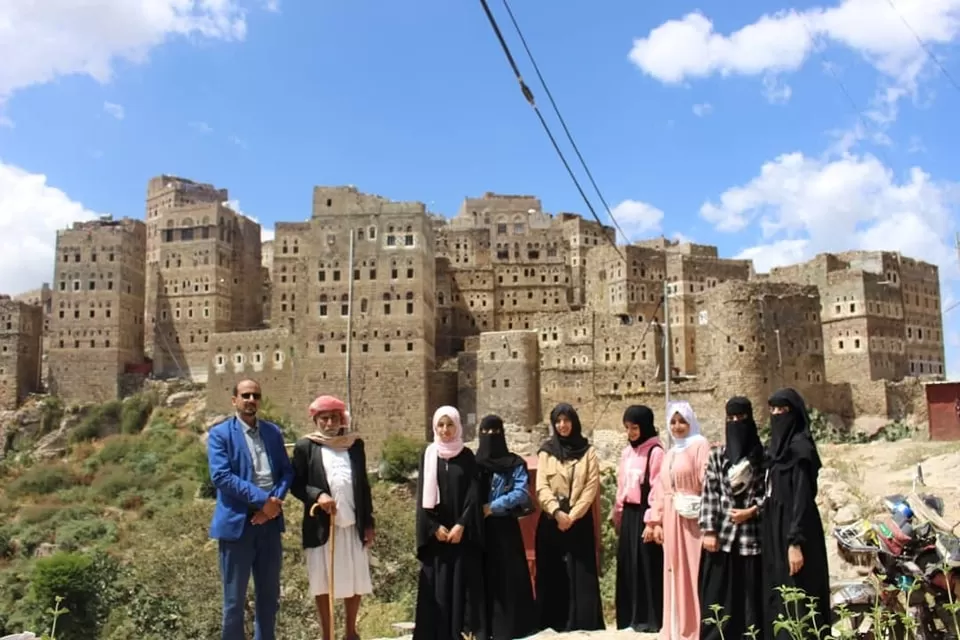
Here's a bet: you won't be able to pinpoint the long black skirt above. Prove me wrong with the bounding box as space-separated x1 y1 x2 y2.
699 545 765 640
616 503 663 631
534 509 605 632
413 541 486 640
483 515 538 640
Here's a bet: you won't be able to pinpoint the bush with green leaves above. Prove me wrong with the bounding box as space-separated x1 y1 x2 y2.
27 551 119 640
5 464 78 499
379 433 424 483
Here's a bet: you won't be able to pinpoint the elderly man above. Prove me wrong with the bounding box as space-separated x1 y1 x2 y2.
207 379 294 640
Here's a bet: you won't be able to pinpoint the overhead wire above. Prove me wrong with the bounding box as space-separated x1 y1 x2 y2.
476 0 626 262
882 0 960 96
498 0 631 245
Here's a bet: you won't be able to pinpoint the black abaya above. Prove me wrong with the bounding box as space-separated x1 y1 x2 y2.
483 515 538 640
762 461 831 640
762 388 830 640
616 504 663 631
700 542 765 640
414 448 486 640
535 508 605 632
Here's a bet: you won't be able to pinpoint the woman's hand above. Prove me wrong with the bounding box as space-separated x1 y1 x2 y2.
653 524 664 544
447 524 465 544
482 504 492 518
729 507 757 524
703 533 719 552
788 545 804 576
435 526 449 542
555 511 573 532
363 527 375 548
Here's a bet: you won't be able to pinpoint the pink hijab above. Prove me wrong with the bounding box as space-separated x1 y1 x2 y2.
421 405 465 509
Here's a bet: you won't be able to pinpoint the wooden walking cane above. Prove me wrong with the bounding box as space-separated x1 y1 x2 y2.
310 502 337 640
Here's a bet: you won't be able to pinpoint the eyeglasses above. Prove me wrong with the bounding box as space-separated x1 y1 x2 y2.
239 392 261 400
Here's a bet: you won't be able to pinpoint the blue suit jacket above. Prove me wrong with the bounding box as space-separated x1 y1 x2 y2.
207 416 294 541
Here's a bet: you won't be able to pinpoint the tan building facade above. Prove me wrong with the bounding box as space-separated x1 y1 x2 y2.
0 297 44 409
205 186 439 453
768 251 947 382
48 217 147 402
144 175 264 381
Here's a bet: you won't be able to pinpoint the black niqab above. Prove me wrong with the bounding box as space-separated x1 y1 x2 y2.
766 388 822 472
724 396 763 466
476 414 525 473
623 405 658 448
538 403 590 462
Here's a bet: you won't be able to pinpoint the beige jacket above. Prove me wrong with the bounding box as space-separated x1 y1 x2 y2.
535 447 601 522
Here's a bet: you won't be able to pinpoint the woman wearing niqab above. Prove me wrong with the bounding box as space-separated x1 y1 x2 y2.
413 406 485 640
533 403 605 632
698 397 766 640
475 414 538 640
614 405 665 632
760 388 831 640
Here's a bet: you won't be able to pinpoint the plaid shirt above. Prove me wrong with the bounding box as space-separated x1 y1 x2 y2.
698 445 764 556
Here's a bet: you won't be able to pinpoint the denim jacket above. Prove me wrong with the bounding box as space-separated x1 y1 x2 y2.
486 464 531 516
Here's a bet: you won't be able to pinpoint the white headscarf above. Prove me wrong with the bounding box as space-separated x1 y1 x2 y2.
666 400 707 452
421 406 465 509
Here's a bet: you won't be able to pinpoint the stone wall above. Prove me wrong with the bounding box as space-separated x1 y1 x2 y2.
476 330 540 429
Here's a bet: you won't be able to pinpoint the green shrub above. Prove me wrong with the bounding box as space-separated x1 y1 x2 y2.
379 433 424 483
260 396 299 442
56 519 118 552
39 396 64 436
5 463 78 498
69 401 123 444
597 468 618 619
120 393 156 435
28 552 113 640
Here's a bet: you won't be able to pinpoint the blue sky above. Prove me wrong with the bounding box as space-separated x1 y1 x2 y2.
0 0 957 376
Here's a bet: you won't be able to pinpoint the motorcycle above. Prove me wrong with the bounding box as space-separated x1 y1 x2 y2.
830 464 960 640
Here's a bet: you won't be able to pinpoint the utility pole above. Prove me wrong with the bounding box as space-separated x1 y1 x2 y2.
345 229 355 417
663 280 672 448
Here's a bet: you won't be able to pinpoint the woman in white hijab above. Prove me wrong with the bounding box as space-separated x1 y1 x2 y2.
644 401 711 640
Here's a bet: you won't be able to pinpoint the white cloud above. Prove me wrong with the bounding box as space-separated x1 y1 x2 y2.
0 1 248 120
103 101 125 120
610 199 664 242
189 120 213 134
264 0 280 12
627 0 960 108
701 152 958 261
692 102 713 116
0 160 102 295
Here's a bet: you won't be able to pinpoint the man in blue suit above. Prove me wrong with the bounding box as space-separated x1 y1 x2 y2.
208 378 294 640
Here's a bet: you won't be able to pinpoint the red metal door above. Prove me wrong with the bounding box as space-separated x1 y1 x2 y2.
927 382 960 441
518 455 602 596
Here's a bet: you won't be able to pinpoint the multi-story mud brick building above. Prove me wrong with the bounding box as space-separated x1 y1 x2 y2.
33 178 946 449
0 297 44 410
144 175 263 380
47 216 148 402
